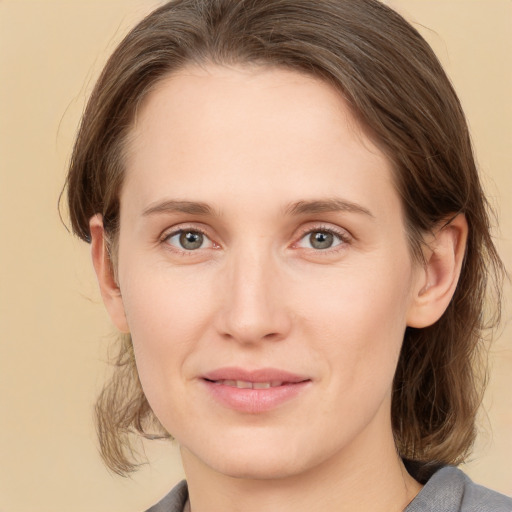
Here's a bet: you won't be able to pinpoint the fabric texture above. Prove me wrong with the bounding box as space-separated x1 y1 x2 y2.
145 480 188 512
404 466 512 511
144 466 512 512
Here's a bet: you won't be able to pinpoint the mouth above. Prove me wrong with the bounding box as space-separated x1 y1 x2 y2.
202 367 309 383
200 367 311 413
205 379 291 389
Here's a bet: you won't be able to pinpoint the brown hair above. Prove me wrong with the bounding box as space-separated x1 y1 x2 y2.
65 0 505 476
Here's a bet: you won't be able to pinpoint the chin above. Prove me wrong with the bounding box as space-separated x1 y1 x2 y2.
182 431 325 481
208 453 304 481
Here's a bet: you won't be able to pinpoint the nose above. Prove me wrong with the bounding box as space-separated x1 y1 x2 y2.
214 244 292 345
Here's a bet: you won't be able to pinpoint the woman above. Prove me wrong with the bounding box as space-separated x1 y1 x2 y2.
65 0 510 510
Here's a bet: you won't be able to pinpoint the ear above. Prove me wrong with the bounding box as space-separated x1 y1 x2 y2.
89 214 130 334
406 214 468 328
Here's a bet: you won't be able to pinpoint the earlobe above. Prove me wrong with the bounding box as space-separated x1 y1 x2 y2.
406 214 468 328
89 214 130 334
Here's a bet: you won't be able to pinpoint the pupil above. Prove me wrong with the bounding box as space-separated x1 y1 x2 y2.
180 231 203 250
310 231 333 250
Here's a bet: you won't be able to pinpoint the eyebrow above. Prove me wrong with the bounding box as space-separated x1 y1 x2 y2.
142 198 374 219
142 200 219 217
284 198 374 218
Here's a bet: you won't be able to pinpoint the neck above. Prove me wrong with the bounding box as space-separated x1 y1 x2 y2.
181 409 422 512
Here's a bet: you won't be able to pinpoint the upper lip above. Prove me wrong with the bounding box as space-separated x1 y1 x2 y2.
202 367 310 383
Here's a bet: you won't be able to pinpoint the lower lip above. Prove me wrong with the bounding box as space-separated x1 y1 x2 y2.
202 380 311 414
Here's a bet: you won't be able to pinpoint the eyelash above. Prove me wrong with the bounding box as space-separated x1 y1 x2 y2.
294 225 351 253
160 224 351 256
161 226 214 257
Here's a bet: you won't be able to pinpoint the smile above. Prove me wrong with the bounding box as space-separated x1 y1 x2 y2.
201 367 312 413
208 380 286 389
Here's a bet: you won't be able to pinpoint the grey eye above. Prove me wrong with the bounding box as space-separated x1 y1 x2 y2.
179 231 204 250
309 231 334 249
166 230 210 250
296 229 345 251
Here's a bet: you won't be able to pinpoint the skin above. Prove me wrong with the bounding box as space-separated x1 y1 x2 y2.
90 64 467 512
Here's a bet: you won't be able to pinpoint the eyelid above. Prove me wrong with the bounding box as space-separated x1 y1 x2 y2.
160 224 218 253
292 223 352 251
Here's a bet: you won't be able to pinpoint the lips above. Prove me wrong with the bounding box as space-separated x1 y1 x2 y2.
202 367 309 384
210 380 285 389
201 367 311 413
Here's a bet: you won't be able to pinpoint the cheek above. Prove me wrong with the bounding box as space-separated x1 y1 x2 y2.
305 258 412 339
117 258 218 406
119 248 216 337
300 256 414 390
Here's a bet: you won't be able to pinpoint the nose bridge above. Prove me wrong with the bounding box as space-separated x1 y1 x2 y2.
216 240 291 344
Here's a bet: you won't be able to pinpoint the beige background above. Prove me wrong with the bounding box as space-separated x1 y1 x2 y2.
0 1 510 511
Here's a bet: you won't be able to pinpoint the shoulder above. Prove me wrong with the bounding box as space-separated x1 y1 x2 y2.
457 468 512 512
406 466 512 512
144 470 512 512
144 480 188 512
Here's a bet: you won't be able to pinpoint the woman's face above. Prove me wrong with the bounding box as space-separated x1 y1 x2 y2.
114 64 424 479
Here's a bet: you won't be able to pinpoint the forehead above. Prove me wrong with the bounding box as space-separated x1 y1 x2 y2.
128 65 356 152
121 64 399 223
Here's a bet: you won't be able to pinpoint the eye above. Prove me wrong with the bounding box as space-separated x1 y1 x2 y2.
296 228 347 250
164 229 214 251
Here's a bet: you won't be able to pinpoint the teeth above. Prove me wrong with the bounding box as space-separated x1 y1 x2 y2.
236 380 253 389
253 382 271 389
215 380 284 389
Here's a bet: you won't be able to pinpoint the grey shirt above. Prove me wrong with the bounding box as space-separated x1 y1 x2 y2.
145 466 512 512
